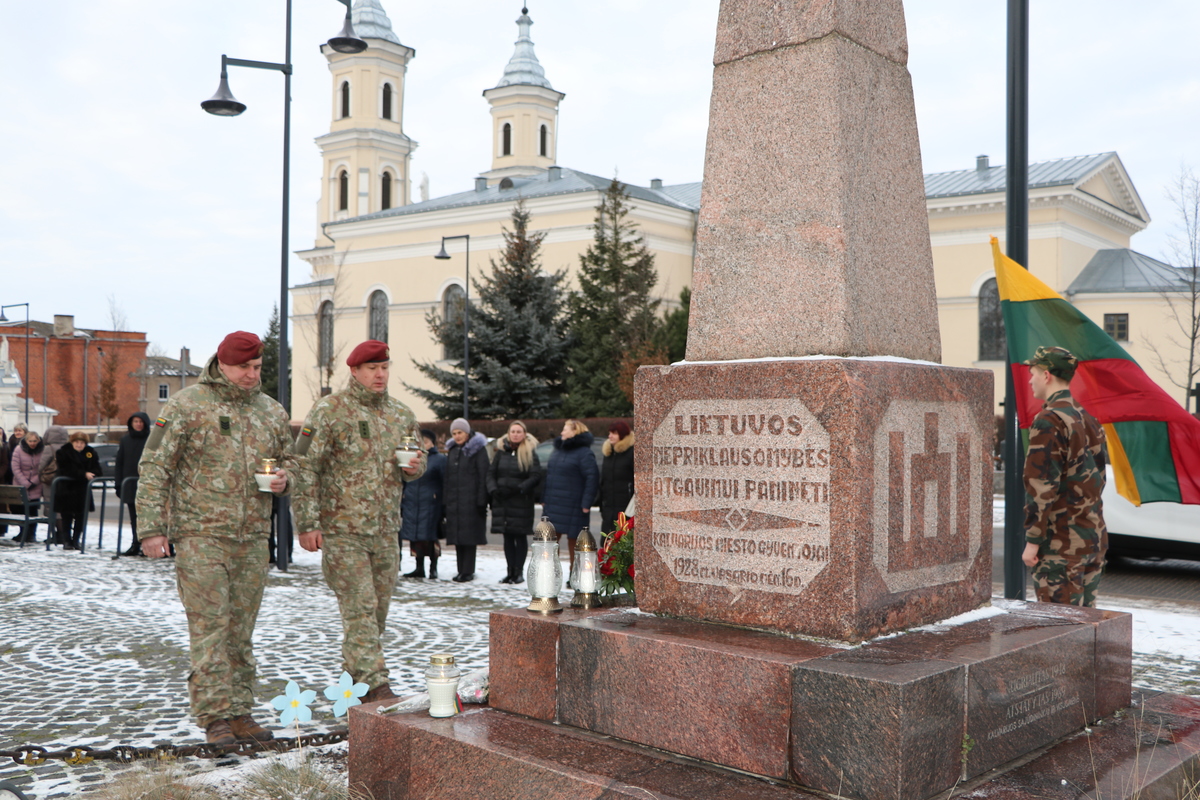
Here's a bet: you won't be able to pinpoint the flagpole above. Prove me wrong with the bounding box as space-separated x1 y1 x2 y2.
1003 0 1030 599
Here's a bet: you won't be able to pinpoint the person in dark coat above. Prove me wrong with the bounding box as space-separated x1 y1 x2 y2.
400 429 447 579
542 419 599 576
56 431 102 550
600 421 635 534
114 412 151 555
487 421 543 584
442 418 489 583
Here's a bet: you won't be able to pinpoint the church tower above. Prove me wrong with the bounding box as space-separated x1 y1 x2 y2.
315 0 416 236
481 7 564 184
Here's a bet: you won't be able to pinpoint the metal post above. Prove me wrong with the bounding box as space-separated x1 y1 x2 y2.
463 237 470 421
1003 0 1029 600
276 0 295 572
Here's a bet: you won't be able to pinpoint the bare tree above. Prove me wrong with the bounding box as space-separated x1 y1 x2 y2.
107 294 129 332
1144 165 1200 409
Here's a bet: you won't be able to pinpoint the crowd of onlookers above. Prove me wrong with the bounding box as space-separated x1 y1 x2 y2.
1 413 150 552
1 414 635 579
398 417 635 584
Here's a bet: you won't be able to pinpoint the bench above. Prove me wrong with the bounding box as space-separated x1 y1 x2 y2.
0 485 51 546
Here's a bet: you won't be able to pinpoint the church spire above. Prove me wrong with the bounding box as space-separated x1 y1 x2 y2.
493 6 553 90
351 0 401 44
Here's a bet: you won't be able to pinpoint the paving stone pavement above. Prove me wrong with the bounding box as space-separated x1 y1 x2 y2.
2 522 1197 798
0 525 538 798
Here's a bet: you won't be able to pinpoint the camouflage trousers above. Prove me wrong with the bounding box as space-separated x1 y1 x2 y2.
1031 555 1105 607
174 536 269 727
322 533 399 690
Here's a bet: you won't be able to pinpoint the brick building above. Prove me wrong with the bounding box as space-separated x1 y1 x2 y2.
0 315 148 430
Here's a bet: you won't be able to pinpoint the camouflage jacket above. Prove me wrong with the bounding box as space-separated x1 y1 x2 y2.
293 378 426 537
136 355 297 541
1023 389 1108 558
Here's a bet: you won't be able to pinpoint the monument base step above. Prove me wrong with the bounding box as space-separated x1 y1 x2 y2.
348 692 1200 800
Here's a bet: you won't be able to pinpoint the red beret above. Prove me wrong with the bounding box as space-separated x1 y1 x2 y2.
216 331 264 364
347 340 390 367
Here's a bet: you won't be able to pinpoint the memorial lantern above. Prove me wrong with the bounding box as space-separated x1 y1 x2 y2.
526 516 563 614
569 528 601 609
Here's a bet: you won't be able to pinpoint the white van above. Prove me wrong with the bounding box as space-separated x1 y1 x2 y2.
1103 466 1200 562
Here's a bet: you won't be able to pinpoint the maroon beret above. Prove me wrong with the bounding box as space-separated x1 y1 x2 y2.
347 339 390 367
216 331 264 364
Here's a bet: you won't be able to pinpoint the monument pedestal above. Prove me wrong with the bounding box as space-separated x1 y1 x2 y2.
349 600 1200 800
634 357 994 642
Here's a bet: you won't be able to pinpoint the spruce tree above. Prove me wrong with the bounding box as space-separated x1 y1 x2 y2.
261 304 281 401
563 178 661 417
407 200 570 419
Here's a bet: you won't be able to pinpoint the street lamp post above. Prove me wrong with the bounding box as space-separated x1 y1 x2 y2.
0 303 31 425
201 0 367 413
435 235 471 420
201 1 365 572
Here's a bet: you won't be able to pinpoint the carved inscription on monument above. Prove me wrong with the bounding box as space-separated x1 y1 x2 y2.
651 399 831 594
871 400 985 593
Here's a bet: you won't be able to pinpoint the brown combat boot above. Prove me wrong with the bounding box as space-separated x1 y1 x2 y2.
362 683 398 704
229 713 275 742
205 719 236 747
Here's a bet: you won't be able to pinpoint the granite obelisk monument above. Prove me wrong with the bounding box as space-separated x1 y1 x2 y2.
635 0 993 641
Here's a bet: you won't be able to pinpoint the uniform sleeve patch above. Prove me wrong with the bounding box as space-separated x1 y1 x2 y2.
146 418 170 451
301 426 313 437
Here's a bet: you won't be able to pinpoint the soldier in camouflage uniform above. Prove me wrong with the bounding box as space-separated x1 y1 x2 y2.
293 340 426 703
1021 346 1108 607
137 331 297 746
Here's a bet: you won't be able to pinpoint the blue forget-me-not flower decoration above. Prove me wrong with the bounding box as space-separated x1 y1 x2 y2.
271 680 317 726
324 671 369 717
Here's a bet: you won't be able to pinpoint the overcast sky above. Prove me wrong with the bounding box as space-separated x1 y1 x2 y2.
2 1 1197 361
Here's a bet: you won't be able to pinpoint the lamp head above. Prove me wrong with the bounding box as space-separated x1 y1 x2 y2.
327 13 368 54
434 242 451 260
201 70 246 117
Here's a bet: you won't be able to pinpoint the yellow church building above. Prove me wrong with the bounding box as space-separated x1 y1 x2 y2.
292 2 1190 422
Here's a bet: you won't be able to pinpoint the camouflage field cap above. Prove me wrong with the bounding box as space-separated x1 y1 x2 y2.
1023 345 1078 381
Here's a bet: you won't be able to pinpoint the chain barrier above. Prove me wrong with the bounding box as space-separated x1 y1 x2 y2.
0 729 348 766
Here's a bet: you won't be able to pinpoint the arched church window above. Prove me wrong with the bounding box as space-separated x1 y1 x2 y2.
338 170 349 211
540 124 548 157
502 123 512 157
442 284 465 361
368 290 389 343
318 300 335 373
340 81 351 119
382 83 393 120
381 172 392 210
978 277 1006 361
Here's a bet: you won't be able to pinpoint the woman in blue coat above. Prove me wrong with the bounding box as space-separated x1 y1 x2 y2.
541 419 599 576
400 430 446 579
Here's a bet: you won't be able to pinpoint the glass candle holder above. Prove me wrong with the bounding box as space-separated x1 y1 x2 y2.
395 435 421 469
424 653 461 718
570 528 601 609
254 458 277 492
526 516 563 614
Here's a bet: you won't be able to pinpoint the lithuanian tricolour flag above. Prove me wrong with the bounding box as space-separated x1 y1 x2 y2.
992 236 1200 506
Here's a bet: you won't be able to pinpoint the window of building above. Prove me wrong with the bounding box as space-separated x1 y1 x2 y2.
338 170 349 211
502 123 512 156
442 284 465 360
539 124 548 157
318 300 335 371
382 82 393 120
381 172 392 210
1104 313 1129 341
340 81 350 118
158 384 169 401
369 290 389 343
978 277 1006 361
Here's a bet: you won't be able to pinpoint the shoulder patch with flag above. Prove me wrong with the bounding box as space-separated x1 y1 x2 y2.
992 236 1200 506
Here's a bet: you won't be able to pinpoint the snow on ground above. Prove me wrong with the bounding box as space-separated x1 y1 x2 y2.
1 512 1197 798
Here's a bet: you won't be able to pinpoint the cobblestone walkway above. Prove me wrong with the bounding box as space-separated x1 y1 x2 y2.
0 529 534 798
1 526 1197 798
